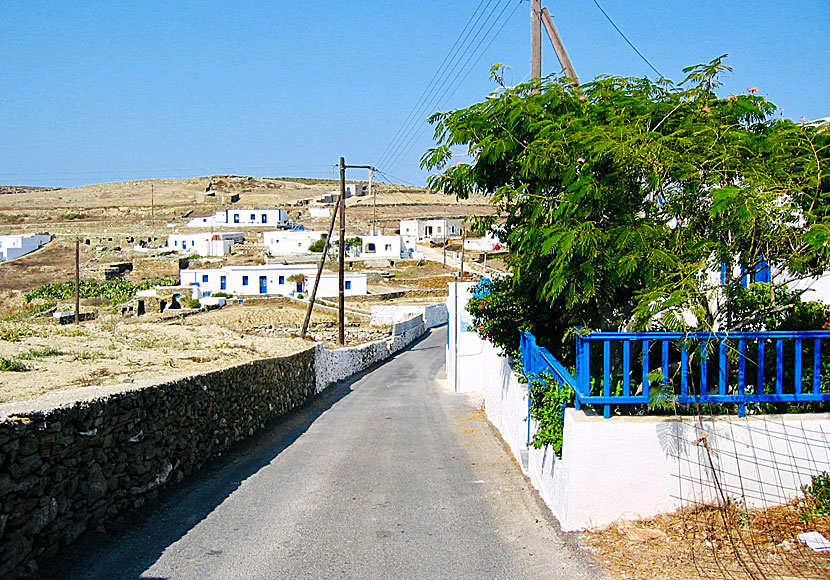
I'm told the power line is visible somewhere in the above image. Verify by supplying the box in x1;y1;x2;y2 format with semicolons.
375;0;518;172
590;0;664;78
382;0;522;173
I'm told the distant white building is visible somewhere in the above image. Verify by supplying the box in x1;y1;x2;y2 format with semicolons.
463;232;503;252
180;264;368;298
167;232;244;257
264;230;327;255
400;218;462;247
356;234;409;259
0;233;52;262
186;208;287;228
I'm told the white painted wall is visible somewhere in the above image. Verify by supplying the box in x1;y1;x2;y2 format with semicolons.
264;230;327;255
400;218;461;242
0;233;51;262
180;264;367;298
167;232;243;257
186;209;287;228
370;303;447;329
358;235;408;259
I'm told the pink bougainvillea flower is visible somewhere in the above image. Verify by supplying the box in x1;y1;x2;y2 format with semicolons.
727;94;736;100
702;105;711;113
577;157;585;163
454;161;462;168
747;86;758;93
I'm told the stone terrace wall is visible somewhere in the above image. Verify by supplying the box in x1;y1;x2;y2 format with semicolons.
0;349;316;579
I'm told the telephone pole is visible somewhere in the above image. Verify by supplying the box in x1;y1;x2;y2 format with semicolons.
338;157;346;346
531;0;542;87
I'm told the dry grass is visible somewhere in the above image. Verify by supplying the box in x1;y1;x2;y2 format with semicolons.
582;502;830;580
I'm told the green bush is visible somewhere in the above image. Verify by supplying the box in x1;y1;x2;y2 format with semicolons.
212;292;232;298
800;471;830;519
527;370;575;453
187;298;201;309
24;277;178;305
308;239;326;253
0;357;29;372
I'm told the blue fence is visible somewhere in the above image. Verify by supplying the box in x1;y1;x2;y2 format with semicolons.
521;330;830;420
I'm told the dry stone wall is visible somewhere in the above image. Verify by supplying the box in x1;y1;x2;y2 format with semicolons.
0;349;316;579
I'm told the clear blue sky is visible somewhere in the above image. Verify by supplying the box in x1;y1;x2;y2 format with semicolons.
1;0;828;188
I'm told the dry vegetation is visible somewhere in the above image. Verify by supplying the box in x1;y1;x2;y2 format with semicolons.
582;502;830;579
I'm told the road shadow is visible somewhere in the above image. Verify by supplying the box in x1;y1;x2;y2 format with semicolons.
38;328;442;580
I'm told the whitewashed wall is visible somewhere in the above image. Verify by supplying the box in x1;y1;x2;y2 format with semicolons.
370;303;447;329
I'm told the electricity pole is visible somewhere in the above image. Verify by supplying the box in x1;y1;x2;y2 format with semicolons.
531;0;542;87
74;239;80;324
541;7;579;84
338;158;346;346
369;167;376;235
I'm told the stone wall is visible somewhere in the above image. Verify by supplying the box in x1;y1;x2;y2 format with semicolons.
370;303;447;329
0;315;428;579
0;350;316;578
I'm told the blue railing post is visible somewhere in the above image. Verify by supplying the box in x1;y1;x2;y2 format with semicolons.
603;340;611;419
738;339;746;418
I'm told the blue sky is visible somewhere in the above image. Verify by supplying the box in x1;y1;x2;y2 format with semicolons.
1;0;828;188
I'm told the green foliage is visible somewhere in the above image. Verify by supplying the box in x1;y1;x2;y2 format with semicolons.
423;56;830;335
527;371;575;453
24;277;178;305
0;357;29;372
62;212;87;220
2;302;56;321
212;292;231;298
800;471;830;519
186;298;201;309
308;239;326;252
728;282;828;331
0;324;27;342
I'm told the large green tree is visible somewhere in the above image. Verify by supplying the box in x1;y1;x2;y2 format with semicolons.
423;58;830;351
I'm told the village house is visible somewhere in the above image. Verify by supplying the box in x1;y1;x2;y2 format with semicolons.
263;230;327;255
179;264;368;298
0;232;52;262
400;218;461;247
186;208;288;228
166;232;245;257
356;234;410;260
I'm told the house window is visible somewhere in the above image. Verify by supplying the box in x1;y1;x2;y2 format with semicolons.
345;281;352;290
437;226;442;233
233;214;240;223
366;243;376;253
262;214;267;223
279;276;285;284
243;275;249;286
202;275;208;283
250;213;256;221
385;244;392;251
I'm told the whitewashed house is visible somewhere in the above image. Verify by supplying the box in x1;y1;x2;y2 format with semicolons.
463;232;503;252
264;230;327;255
356;234;409;259
180;264;368;298
167;232;244;257
400;218;461;247
0;233;52;262
186;208;287;228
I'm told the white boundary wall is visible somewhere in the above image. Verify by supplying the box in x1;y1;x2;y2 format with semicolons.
314;314;426;392
472;341;830;531
370;303;447;329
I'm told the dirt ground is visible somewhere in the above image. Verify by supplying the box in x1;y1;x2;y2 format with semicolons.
582;502;830;580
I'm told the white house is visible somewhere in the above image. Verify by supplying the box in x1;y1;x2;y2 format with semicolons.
264;230;327;255
400;218;462;247
186;208;287;228
356;234;409;259
463;232;503;252
167;232;244;257
180;264;368;298
0;233;52;262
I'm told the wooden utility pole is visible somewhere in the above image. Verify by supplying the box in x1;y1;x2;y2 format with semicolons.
541;7;579;84
74;239;80;324
338;157;346;346
460;228;466;280
531;0;542;87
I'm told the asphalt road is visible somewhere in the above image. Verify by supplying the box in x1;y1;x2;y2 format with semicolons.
43;327;605;580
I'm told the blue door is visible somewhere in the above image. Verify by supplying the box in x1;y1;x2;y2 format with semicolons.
220;276;226;290
259;276;267;294
297;282;304;293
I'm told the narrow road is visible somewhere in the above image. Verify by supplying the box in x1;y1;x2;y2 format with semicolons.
43;327;604;580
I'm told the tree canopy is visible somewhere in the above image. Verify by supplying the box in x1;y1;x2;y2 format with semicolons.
422;57;830;351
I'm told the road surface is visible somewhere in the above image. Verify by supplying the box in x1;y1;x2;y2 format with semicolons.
42;327;605;580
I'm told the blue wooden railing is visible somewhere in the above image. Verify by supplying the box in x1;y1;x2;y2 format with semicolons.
521;330;830;420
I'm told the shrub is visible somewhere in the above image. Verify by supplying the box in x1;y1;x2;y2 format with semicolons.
187;298;201;309
800;471;830;519
212;292;232;298
0;357;29;372
527;370;575;453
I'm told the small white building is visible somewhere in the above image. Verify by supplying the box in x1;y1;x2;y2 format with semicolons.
400;218;462;247
0;233;52;262
167;232;244;257
264;230;327;255
180;264;368;298
356;235;409;259
463;232;503;252
186;208;287;228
